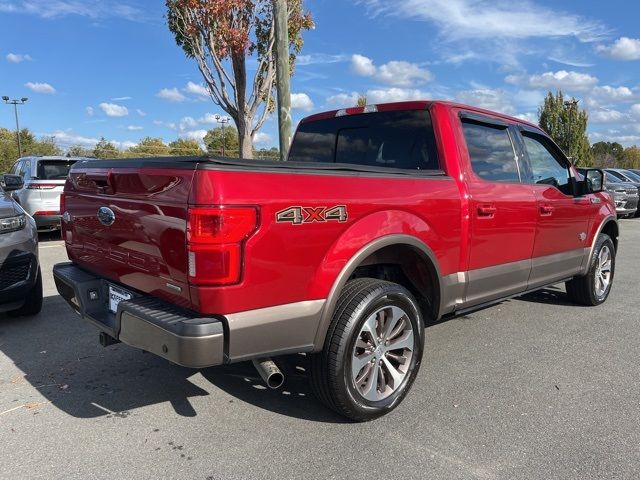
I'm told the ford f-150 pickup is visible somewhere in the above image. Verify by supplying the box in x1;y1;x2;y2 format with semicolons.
54;101;618;421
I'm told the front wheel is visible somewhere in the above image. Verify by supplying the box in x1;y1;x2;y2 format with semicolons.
566;234;615;306
310;278;425;421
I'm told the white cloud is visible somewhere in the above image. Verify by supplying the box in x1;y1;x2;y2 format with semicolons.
198;113;219;124
179;116;198;130
505;70;598;92
184;81;209;99
254;132;272;144
591;85;635;102
291;93;314;111
596;37;640;61
327;92;360;107
111;96;132;101
179;129;208;143
631;104;640;119
350;54;432;87
157;88;186;103
351;54;376;76
359;0;605;42
127;125;144;131
25;82;56;94
515;112;538;124
297;53;348;66
456;88;515;114
86;106;94;116
328;88;429;107
590;108;626;124
99;102;129;117
49;130;99;148
366;88;430;103
136;109;147;117
0;0;145;21
6;53;32;63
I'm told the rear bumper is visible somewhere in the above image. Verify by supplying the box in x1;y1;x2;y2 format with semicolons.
53;262;224;368
33;213;61;230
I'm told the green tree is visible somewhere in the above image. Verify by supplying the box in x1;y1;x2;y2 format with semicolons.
538;91;594;167
66;145;95;157
204;127;240;156
168;138;204;156
93;137;120;159
166;0;314;158
356;94;368;107
0;128;62;172
591;141;624;168
621;146;640;169
125;137;171;157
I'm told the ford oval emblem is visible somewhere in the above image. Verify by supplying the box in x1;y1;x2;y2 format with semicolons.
97;207;116;226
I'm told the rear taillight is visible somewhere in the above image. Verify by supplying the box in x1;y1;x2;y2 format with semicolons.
26;183;57;189
187;207;258;286
60;192;65;214
33;210;60;216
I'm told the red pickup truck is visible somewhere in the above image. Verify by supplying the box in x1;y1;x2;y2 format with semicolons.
54;101;617;421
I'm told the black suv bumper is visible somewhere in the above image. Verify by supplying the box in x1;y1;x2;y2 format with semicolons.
53;263;225;368
0;251;38;312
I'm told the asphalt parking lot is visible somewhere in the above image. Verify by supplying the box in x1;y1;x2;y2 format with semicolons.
1;222;639;480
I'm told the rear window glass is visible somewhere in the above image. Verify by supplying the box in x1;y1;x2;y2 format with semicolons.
288;110;439;171
37;160;76;180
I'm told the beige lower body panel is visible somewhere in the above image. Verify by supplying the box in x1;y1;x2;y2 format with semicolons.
225;300;326;362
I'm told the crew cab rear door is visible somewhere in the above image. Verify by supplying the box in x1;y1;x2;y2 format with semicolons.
459;114;538;306
515;128;592;288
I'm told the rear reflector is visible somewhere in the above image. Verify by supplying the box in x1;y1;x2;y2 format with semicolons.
187;207;258;285
33;211;60;216
26;183;58;189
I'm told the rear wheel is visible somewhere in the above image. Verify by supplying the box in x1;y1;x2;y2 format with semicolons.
310;278;424;421
9;267;43;317
566;234;615;306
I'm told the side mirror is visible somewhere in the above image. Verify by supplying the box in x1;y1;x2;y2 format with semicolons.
580;169;604;194
1;174;24;192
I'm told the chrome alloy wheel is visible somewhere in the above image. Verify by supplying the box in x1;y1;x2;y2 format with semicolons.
594;245;613;298
351;306;415;402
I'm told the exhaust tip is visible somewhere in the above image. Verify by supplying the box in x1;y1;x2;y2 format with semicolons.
252;358;285;390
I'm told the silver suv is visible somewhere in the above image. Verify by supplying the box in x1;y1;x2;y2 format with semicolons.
0;174;42;316
9;156;85;231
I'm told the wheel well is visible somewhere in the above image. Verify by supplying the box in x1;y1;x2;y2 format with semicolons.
601;220;619;251
349;244;440;322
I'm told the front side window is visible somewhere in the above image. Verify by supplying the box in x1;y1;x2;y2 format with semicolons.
462;121;520;183
522;134;571;195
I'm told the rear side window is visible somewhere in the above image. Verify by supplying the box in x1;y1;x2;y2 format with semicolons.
462;121;520;183
288;110;439;171
37;160;76;180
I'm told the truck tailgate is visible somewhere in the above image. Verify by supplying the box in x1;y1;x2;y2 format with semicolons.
63;164;196;308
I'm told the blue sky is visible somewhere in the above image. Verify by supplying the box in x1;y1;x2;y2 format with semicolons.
1;0;639;152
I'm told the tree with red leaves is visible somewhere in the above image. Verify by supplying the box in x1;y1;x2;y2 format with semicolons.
166;0;314;158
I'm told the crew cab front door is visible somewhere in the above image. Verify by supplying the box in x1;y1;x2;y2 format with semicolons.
517;129;591;289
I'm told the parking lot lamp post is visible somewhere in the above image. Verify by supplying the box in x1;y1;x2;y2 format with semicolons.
214;114;231;156
2;96;28;158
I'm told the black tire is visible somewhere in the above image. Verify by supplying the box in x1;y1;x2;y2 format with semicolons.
566;234;615;306
310;278;425;421
9;266;43;317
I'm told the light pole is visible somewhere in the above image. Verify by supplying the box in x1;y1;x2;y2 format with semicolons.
214;114;231;156
2;96;28;158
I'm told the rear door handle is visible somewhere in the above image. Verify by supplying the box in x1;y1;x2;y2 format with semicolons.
540;205;554;216
477;205;497;217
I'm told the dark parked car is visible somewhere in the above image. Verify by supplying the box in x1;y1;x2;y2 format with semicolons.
0;174;42;316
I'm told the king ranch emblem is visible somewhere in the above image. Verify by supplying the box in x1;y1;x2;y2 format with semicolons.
276;205;348;225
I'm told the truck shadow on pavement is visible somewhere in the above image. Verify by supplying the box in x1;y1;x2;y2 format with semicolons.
0;295;345;423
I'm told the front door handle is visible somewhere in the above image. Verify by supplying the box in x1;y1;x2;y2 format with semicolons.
540;205;554;216
477;205;497;217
